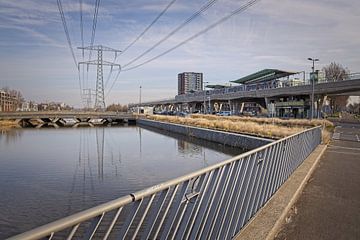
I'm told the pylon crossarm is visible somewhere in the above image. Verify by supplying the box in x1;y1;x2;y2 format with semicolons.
79;60;121;68
77;45;122;52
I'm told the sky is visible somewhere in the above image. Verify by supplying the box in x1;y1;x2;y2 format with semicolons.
0;0;359;107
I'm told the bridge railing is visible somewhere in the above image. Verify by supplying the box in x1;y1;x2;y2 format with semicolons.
8;126;322;240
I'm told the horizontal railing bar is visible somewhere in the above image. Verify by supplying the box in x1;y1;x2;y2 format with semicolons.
7;196;133;240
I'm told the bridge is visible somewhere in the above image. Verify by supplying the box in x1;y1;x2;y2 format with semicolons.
132;72;360;118
0;111;136;128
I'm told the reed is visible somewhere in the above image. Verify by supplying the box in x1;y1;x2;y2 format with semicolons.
0;120;19;130
147;115;304;139
190;114;334;129
147;115;331;143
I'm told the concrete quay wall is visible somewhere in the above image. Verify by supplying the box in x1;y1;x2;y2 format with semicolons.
137;119;273;149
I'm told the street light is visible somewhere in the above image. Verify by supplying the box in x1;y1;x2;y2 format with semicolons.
203;81;209;114
308;58;319;119
138;85;142;114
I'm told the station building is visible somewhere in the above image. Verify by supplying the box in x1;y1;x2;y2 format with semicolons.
230;69;310;118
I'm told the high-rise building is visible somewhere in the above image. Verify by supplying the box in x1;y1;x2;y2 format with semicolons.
178;72;203;95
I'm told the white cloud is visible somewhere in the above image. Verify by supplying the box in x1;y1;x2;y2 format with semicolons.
0;0;359;106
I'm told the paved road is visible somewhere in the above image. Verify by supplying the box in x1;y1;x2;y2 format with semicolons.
274;123;360;240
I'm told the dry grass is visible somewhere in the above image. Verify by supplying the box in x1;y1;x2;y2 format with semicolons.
190;114;334;129
147;115;304;139
147;114;332;143
0;120;19;130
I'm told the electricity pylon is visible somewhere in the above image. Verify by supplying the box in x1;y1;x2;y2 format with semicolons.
82;88;96;109
78;45;121;110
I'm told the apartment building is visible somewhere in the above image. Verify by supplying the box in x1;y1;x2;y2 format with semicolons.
178;72;203;95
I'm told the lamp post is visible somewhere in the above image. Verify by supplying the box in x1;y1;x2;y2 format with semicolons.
308;58;319;119
208;96;211;114
138;85;142;114
203;81;209;114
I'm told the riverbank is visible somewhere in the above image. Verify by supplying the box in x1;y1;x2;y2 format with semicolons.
146;115;332;143
0;120;18;131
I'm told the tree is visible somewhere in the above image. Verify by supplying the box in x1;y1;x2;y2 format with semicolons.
322;62;350;81
323;62;350;112
348;102;360;114
106;103;128;112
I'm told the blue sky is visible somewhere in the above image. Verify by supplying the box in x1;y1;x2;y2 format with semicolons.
0;0;359;107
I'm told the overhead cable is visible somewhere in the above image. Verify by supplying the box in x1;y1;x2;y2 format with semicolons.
88;0;101;61
121;0;179;55
79;0;86;92
56;0;78;69
56;0;82;99
105;68;122;98
122;0;260;72
122;0;219;68
105;0;178;95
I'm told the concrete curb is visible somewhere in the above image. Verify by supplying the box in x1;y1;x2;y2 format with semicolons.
138;119;273;149
265;144;327;240
234;144;327;240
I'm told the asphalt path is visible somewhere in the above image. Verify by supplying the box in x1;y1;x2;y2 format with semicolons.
274;123;360;240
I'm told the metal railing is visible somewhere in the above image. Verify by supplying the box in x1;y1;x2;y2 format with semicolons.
8;126;322;240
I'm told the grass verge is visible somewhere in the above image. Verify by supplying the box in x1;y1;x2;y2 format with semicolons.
146;115;332;143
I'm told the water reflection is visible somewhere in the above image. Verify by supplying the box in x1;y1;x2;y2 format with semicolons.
0;126;245;238
0;128;23;145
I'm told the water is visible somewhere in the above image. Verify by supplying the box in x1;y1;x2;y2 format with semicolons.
0;126;245;238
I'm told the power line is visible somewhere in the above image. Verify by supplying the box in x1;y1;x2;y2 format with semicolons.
79;0;84;59
104;0;178;95
79;0;86;95
105;68;121;98
122;0;260;72
90;0;101;52
56;0;78;69
85;0;101;103
87;0;101;62
122;0;219;68
104;0;178;97
56;0;82;100
121;0;178;55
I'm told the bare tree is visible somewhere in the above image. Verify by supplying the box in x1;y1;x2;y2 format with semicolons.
323;62;350;81
323;62;351;113
106;103;128;112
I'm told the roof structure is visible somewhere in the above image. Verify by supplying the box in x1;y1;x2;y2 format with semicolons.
206;84;228;89
231;69;298;84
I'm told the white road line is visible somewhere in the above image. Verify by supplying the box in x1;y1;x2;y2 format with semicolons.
326;150;360;156
356;134;360;142
328;145;360;151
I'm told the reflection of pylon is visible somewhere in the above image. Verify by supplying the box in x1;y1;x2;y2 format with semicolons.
67;128;95;214
96;127;105;180
78;45;121;110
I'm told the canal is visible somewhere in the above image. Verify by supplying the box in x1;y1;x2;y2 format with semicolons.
0;126;246;238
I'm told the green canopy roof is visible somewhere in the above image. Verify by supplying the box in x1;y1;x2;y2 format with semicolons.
231;69;298;84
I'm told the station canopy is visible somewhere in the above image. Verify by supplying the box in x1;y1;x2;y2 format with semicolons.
230;69;298;84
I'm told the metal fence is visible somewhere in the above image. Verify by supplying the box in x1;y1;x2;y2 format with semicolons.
8;126;322;240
